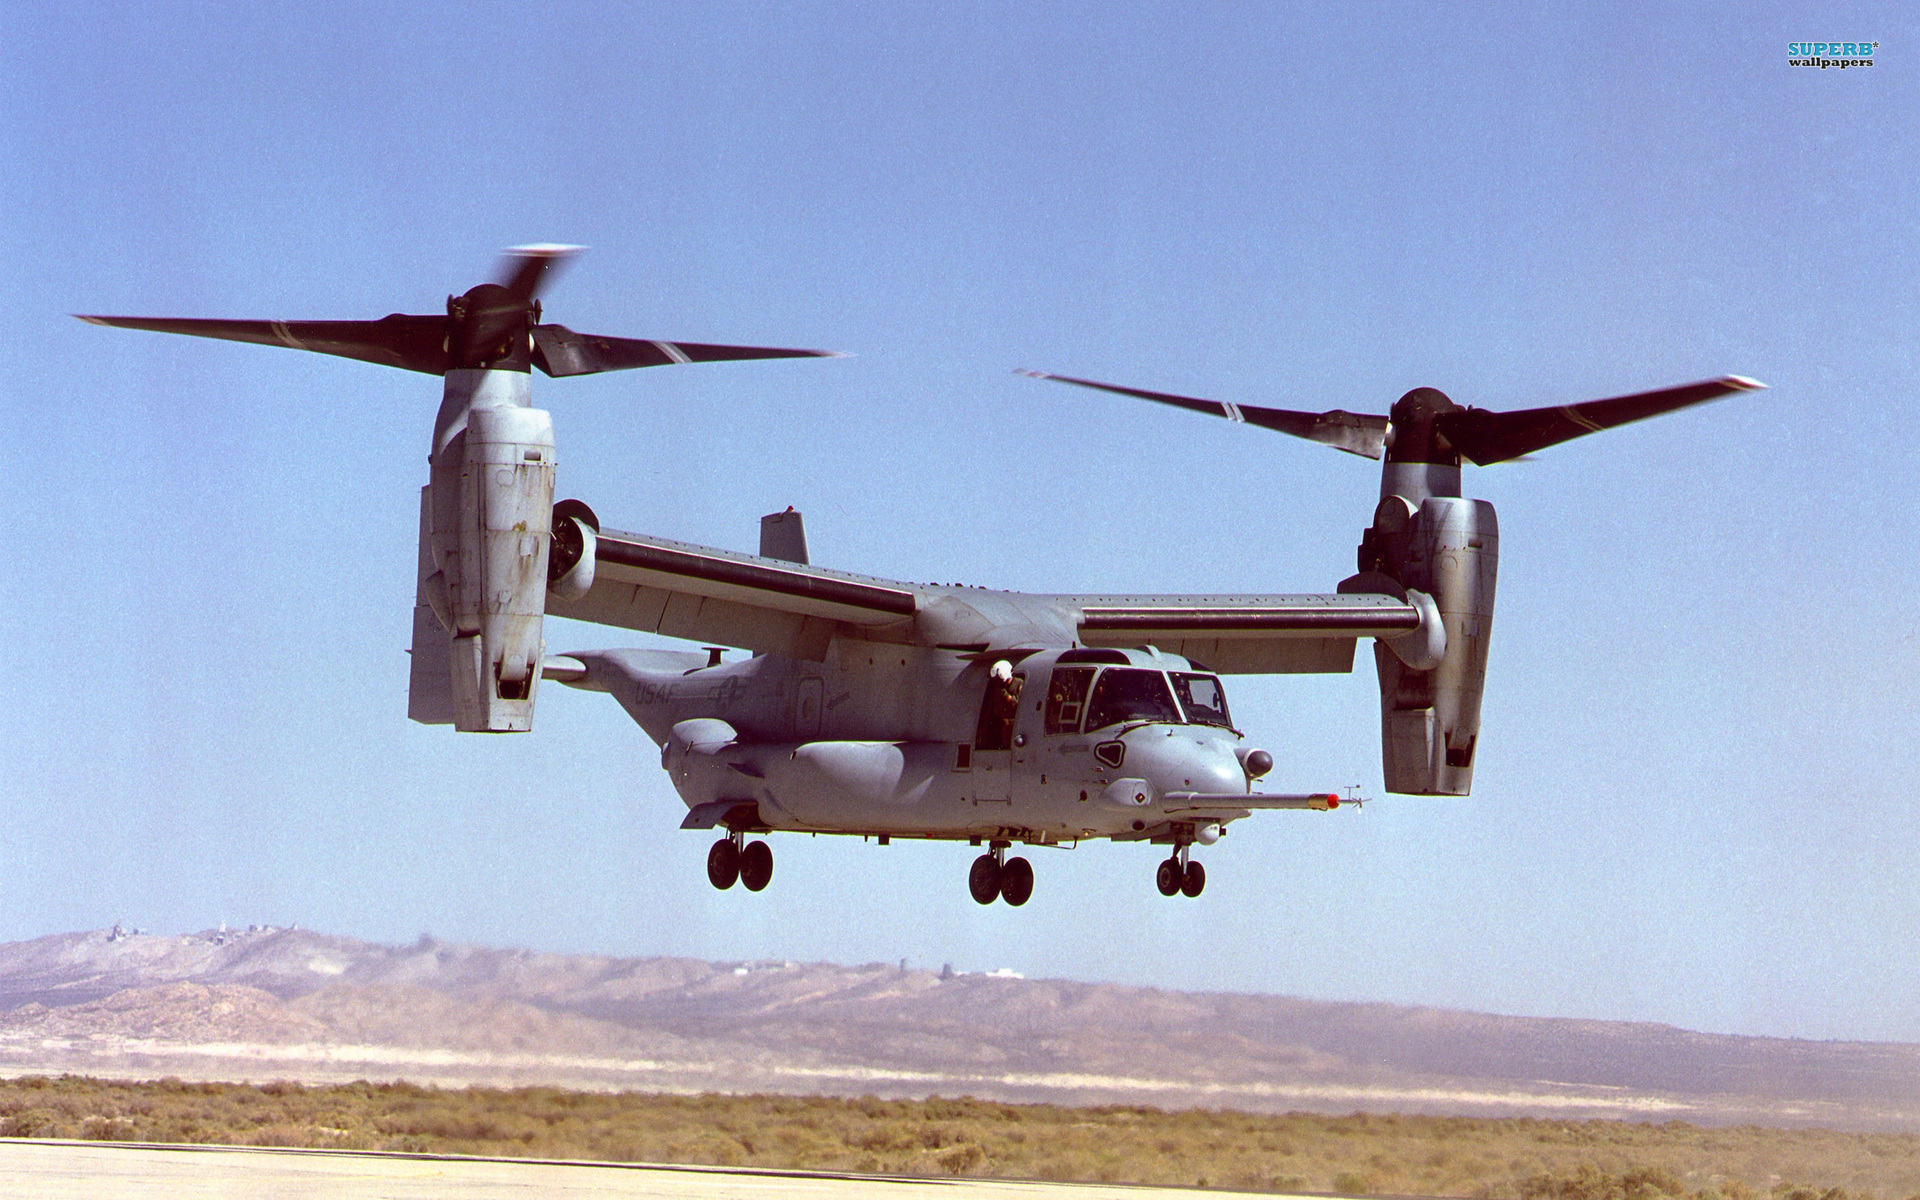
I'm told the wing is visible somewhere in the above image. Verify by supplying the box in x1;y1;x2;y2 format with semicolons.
548;527;923;659
551;527;1420;672
1057;592;1421;673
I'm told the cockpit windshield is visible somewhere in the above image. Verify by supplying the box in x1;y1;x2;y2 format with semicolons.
1082;668;1183;731
1171;672;1234;730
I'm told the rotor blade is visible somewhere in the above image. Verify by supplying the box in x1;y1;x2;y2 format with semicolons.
1243;407;1387;459
532;325;839;377
1018;370;1387;459
494;244;582;304
1436;375;1766;466
75;313;451;374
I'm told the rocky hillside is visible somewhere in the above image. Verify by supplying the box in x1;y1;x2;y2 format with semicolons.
0;928;1913;1131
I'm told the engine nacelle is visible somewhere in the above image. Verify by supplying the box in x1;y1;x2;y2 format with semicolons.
409;369;556;733
449;403;556;729
1359;492;1499;795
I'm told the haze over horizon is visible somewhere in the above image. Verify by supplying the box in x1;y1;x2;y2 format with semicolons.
1;3;1913;1044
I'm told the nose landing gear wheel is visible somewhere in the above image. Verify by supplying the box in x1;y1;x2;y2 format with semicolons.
999;856;1034;907
1155;857;1182;896
739;840;774;892
968;854;1002;905
1181;860;1206;898
707;839;740;890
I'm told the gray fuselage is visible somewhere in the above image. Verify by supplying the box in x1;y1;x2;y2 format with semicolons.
566;642;1252;845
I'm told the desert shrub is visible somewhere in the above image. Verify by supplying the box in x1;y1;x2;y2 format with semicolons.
1523;1164;1691;1200
4;1108;62;1137
79;1114;135;1140
0;1078;1911;1197
664;1130;749;1166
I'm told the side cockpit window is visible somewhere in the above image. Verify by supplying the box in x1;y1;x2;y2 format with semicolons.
1083;668;1182;731
1171;672;1234;730
1045;666;1096;734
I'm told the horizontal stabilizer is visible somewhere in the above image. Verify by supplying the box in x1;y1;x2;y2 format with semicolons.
545;648;714;691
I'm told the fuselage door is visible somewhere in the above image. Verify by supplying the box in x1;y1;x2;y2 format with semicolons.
971;669;1025;804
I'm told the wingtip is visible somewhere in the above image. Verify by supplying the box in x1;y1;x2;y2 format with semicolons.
1014;368;1053;380
1723;375;1768;391
74;315;108;325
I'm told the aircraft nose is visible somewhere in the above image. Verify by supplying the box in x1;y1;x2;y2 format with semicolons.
1126;728;1245;796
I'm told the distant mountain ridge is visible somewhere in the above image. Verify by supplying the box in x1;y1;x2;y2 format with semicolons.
0;928;1912;1132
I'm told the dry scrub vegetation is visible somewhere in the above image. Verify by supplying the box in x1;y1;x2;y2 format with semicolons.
0;1076;1915;1197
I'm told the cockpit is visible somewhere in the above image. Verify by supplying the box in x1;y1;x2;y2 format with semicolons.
1043;656;1235;735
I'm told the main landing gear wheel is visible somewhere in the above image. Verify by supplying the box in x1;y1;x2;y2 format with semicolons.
1155;857;1182;896
1181;860;1206;898
707;839;740;890
999;856;1034;907
739;840;774;892
969;854;1001;905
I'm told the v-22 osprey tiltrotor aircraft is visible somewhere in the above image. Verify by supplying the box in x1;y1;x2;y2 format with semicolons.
83;247;1763;905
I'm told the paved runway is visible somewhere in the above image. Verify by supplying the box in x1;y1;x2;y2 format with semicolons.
0;1140;1280;1198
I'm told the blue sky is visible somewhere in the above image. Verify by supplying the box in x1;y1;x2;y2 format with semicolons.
1;2;1914;1042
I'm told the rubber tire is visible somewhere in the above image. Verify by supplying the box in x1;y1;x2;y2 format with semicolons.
968;854;1002;905
707;839;740;890
739;840;774;892
999;856;1034;907
1155;857;1182;896
1181;860;1206;898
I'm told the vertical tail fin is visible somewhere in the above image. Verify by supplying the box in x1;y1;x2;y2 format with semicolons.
760;507;809;564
